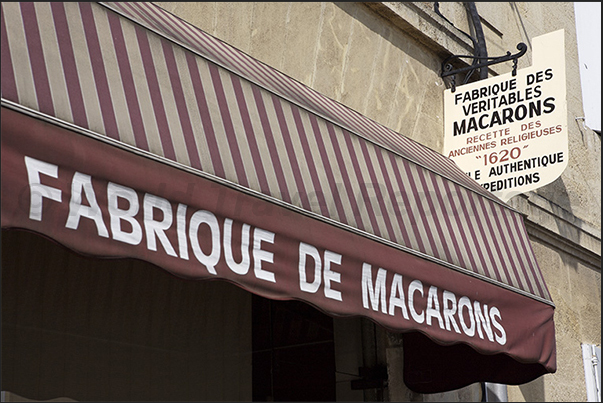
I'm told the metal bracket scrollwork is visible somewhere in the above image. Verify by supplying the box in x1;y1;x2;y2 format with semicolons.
441;43;528;92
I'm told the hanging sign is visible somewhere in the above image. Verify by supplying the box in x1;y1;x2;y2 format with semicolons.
443;30;567;202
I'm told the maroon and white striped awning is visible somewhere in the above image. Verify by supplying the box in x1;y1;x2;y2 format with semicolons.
1;2;556;393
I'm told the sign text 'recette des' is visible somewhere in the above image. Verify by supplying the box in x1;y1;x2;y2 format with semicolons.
443;30;568;202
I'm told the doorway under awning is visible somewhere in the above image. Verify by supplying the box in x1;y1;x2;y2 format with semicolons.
1;2;555;393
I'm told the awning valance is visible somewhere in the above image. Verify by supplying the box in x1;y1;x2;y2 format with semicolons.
1;2;555;393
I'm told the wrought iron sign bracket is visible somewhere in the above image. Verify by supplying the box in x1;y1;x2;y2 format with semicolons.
441;43;528;92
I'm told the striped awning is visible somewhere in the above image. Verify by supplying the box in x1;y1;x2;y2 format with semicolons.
1;2;556;393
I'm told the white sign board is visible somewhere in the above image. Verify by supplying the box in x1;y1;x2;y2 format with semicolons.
443;30;568;202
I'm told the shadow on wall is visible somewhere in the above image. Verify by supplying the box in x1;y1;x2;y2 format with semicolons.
334;2;439;73
518;376;545;402
538;177;575;241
